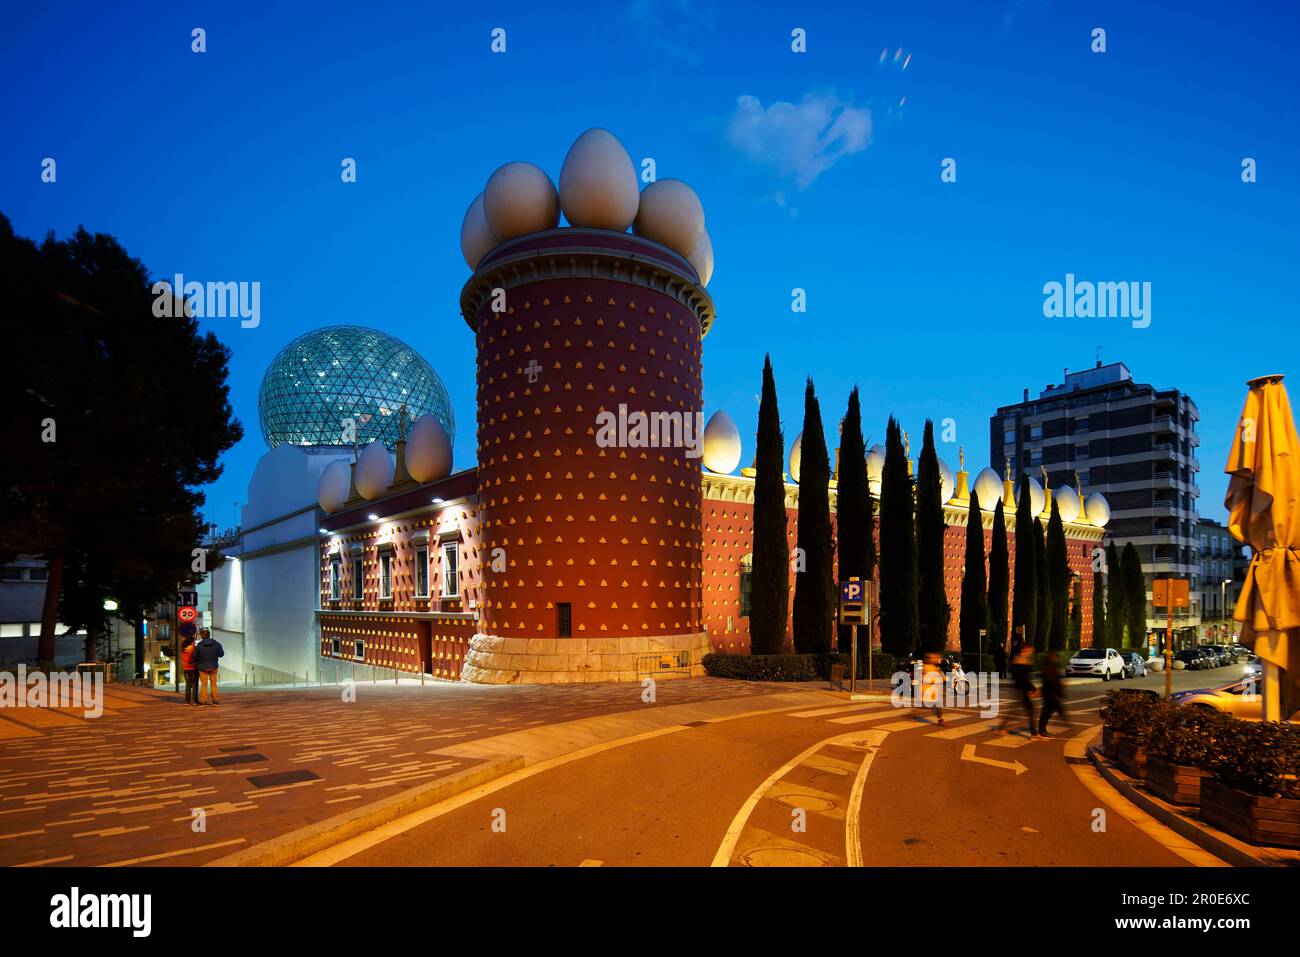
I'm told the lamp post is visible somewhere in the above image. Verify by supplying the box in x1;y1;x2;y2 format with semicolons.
1221;578;1231;637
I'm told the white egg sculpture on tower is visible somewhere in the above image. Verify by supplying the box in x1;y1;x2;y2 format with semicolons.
460;192;498;270
1054;484;1081;524
1085;492;1111;528
1016;475;1045;519
687;229;713;286
483;161;559;241
405;414;453;484
937;458;955;504
558;128;640;230
317;460;351;514
789;432;803;483
973;467;1003;512
701;411;741;474
633;178;705;260
866;444;886;495
356;441;395;501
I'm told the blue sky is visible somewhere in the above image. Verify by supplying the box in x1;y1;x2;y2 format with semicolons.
3;0;1296;531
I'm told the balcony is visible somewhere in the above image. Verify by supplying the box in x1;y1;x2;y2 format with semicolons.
1152;500;1176;515
1153;470;1177;487
1153;414;1176;431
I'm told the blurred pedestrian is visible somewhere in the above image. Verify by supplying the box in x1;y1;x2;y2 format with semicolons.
996;639;1037;736
1038;650;1066;738
920;651;946;726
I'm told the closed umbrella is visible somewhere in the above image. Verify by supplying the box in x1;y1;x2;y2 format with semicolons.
1224;374;1300;721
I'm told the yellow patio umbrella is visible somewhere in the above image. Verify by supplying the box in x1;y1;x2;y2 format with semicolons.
1224;374;1300;721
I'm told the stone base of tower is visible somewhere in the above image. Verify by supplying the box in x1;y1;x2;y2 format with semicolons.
461;632;711;684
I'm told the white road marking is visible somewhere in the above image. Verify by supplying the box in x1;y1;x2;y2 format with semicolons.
960;744;1028;775
926;718;1001;739
578;859;603;867
788;703;892;719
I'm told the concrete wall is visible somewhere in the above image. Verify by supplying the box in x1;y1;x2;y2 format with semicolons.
242;543;320;678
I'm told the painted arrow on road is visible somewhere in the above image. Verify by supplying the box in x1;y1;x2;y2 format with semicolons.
961;744;1028;776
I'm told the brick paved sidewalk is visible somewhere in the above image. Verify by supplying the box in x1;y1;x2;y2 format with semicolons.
0;677;792;867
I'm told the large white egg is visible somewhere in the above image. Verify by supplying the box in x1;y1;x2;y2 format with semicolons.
1054;484;1080;524
558;128;639;230
317;461;350;513
483;161;559;241
973;467;1003;512
406;414;453;484
789;432;803;483
633;179;705;259
686;229;713;286
1086;492;1111;528
1016;475;1045;518
701;410;741;474
866;444;886;496
937;457;955;505
356;441;394;501
460;192;498;270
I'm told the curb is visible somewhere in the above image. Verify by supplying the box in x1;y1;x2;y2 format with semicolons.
205;754;524;867
1086;747;1271;868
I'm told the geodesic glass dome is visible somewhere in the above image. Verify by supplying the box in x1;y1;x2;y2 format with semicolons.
257;325;455;450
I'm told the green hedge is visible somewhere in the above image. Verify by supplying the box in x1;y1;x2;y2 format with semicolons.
702;651;898;683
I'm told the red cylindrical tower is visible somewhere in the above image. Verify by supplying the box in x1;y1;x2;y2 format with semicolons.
460;229;715;683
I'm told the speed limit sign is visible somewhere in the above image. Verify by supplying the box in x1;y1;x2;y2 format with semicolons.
178;606;198;623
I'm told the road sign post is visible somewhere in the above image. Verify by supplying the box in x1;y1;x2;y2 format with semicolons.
1153;578;1190;701
839;578;868;694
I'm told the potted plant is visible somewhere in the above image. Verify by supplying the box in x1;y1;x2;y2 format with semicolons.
1200;720;1300;848
1099;689;1162;774
1145;706;1220;805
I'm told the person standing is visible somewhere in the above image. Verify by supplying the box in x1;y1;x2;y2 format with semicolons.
997;639;1037;736
193;628;225;706
1037;650;1066;738
179;634;199;705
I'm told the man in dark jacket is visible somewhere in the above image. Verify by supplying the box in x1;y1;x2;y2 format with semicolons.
193;628;225;705
1037;650;1066;737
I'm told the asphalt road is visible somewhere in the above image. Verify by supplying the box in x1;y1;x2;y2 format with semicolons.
309;664;1250;867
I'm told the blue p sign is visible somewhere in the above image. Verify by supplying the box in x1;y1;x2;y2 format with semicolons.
841;580;863;602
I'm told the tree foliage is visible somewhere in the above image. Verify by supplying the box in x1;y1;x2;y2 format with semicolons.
959;490;988;670
835;387;873;655
1011;475;1037;648
987;498;1010;659
792;379;834;653
878;417;917;657
749;355;789;654
915;421;950;654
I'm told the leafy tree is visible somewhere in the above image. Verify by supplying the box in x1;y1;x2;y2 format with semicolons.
1010;475;1037;649
1046;498;1069;651
0;214;241;668
1033;518;1051;652
959;490;988;670
878;417;917;657
1070;580;1083;649
1106;541;1125;646
987;498;1010;663
1092;565;1107;649
835;387;873;656
749;355;789;654
792;379;834;653
915;421;950;654
1121;542;1147;651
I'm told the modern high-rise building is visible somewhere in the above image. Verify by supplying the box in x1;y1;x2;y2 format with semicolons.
990;361;1201;644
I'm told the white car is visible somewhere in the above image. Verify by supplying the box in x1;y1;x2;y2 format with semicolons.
1066;647;1125;681
1171;679;1265;721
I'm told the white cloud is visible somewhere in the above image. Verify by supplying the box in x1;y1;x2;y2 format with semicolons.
726;93;872;188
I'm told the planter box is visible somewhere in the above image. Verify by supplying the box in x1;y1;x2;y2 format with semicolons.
1199;779;1300;848
1115;737;1147;779
1146;755;1210;806
1102;727;1125;759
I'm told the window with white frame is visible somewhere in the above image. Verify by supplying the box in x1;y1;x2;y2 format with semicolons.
441;541;459;598
415;545;429;598
352;556;363;599
329;558;341;600
379;552;392;599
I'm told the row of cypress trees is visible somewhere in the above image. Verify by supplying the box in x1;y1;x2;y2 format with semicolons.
747;356;1144;658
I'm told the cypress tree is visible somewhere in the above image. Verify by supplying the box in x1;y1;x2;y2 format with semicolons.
1033;518;1051;653
1046;498;1069;651
959;490;988;671
1121;542;1147;651
1010;475;1037;649
1092;566;1107;649
792;379;834;653
987;498;1010;663
1070;580;1083;649
915;421;951;654
878;417;917;657
749;355;789;655
835;387;872;655
1106;541;1124;646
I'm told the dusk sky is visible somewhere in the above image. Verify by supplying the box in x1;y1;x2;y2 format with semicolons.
3;0;1296;530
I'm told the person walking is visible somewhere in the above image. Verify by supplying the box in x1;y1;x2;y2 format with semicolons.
996;639;1037;736
1037;650;1067;738
991;640;1007;679
193;628;225;706
920;651;946;726
179;634;199;705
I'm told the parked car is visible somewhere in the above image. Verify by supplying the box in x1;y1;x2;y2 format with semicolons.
1066;647;1125;680
1120;652;1148;679
1173;648;1206;670
1171;679;1264;720
1205;645;1232;667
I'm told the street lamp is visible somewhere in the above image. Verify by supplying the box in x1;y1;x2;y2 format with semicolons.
1221;578;1231;634
102;598;119;612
